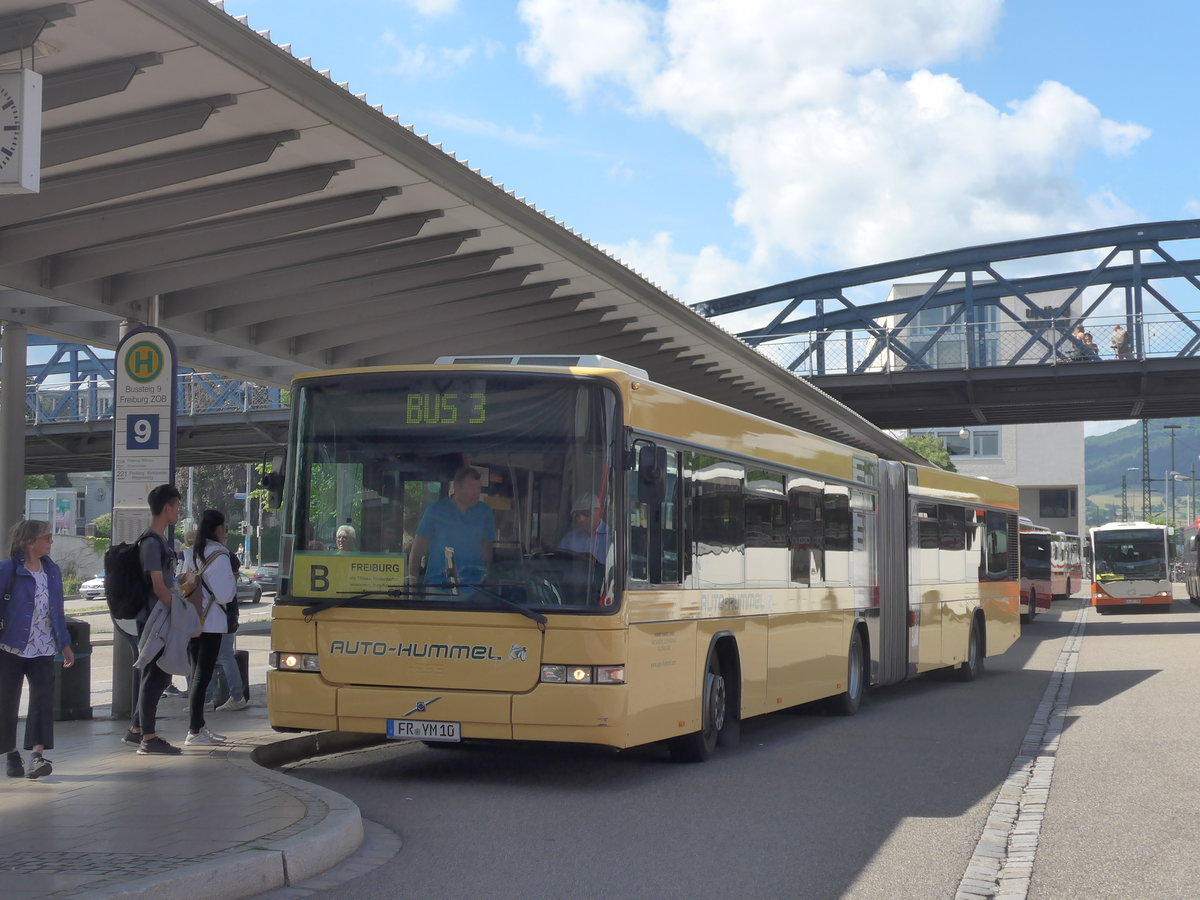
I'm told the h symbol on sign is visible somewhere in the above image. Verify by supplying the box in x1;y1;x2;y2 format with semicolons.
130;345;158;379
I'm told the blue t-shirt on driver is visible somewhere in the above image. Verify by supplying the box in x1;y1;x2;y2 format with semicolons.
415;497;495;584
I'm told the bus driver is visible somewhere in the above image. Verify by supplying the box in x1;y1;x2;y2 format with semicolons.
408;466;494;590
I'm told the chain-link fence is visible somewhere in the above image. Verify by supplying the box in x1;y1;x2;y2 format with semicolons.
753;312;1200;376
24;373;288;425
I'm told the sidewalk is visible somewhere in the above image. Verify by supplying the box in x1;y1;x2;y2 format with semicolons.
0;611;383;899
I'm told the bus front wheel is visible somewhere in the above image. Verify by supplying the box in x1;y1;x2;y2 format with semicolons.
669;653;726;762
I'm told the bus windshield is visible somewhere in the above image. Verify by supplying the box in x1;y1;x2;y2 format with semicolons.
1093;529;1167;581
286;372;619;611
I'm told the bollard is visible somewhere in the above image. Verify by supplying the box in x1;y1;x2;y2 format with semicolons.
54;617;93;721
111;622;137;720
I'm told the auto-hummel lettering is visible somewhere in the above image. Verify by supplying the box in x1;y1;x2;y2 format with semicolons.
328;639;504;660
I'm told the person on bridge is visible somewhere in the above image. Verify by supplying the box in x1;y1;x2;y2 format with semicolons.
0;519;74;780
408;465;494;591
1111;324;1133;360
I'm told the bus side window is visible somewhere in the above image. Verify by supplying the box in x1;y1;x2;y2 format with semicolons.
938;504;966;582
629;444;682;585
788;477;824;586
628;453;649;582
689;453;745;587
746;469;787;585
659;452;682;583
824;487;851;584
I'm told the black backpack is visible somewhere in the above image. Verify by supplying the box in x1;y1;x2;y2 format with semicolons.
104;533;160;620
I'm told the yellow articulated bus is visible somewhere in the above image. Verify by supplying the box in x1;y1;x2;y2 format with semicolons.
265;356;1020;761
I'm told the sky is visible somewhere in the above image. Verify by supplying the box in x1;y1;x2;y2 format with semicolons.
211;1;1200;436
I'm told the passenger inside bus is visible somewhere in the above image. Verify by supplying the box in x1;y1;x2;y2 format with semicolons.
408;465;495;588
334;524;356;552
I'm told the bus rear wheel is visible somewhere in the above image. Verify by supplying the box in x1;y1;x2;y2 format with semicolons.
828;629;866;716
955;619;984;682
669;653;726;762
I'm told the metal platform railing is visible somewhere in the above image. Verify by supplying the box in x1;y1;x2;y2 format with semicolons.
24;373;287;425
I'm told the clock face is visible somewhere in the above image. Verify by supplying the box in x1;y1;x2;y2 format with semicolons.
0;85;20;170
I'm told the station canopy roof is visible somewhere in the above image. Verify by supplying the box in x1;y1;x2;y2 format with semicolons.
0;0;922;463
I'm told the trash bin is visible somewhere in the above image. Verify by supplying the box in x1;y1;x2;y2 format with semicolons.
54;617;93;721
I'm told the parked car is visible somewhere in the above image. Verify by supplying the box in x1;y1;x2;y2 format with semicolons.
80;573;106;601
248;563;280;594
235;571;263;604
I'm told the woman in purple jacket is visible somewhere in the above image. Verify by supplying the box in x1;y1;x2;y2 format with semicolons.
0;520;74;779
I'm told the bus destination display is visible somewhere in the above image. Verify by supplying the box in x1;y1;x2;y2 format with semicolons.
404;391;487;426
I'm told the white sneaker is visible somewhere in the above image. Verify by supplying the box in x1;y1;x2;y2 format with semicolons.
184;728;224;746
201;725;227;741
203;701;217;712
217;697;249;712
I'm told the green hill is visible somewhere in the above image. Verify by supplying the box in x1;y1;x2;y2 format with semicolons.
1086;419;1200;525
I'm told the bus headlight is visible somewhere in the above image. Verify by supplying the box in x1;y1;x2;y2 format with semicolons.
539;664;624;685
269;652;321;672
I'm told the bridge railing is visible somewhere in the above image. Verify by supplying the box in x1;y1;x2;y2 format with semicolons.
25;373;289;425
754;312;1200;377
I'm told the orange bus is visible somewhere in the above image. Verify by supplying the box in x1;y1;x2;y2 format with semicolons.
1050;532;1084;600
1090;521;1172;612
265;356;1020;761
1018;518;1052;623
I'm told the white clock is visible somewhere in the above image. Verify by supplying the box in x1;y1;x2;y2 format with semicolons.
0;69;41;194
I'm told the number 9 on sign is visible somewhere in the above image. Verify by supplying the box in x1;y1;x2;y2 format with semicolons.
126;414;160;450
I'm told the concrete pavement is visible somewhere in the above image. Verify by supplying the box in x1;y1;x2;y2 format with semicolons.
0;601;385;899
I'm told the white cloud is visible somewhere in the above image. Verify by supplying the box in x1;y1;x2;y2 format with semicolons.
517;0;661;102
600;232;760;306
380;31;478;79
403;0;459;16
517;0;1152;272
426;112;557;149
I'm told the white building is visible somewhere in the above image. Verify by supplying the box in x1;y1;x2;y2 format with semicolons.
907;422;1085;536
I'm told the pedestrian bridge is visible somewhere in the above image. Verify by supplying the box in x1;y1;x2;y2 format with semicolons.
694;220;1200;427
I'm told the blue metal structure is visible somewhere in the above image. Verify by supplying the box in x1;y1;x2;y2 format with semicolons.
23;340;286;424
695;220;1200;373
17;341;290;474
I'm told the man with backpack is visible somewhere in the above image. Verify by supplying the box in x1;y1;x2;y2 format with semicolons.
120;484;184;755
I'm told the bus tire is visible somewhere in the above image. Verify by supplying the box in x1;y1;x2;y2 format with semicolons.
669;651;727;763
1021;589;1038;625
828;629;866;716
955;618;984;682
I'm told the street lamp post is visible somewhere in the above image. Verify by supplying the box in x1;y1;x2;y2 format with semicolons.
1164;424;1181;529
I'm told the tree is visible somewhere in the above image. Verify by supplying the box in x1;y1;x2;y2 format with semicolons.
24;474;51;490
86;512;112;556
900;435;957;472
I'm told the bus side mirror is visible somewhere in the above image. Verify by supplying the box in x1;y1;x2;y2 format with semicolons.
262;453;285;510
638;445;667;505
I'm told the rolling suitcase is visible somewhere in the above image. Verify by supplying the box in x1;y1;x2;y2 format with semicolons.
211;649;250;706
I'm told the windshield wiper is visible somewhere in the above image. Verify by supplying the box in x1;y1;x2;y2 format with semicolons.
455;581;548;626
302;585;434;617
302;582;548;626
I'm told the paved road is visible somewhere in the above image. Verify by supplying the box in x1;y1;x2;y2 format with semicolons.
265;591;1200;899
